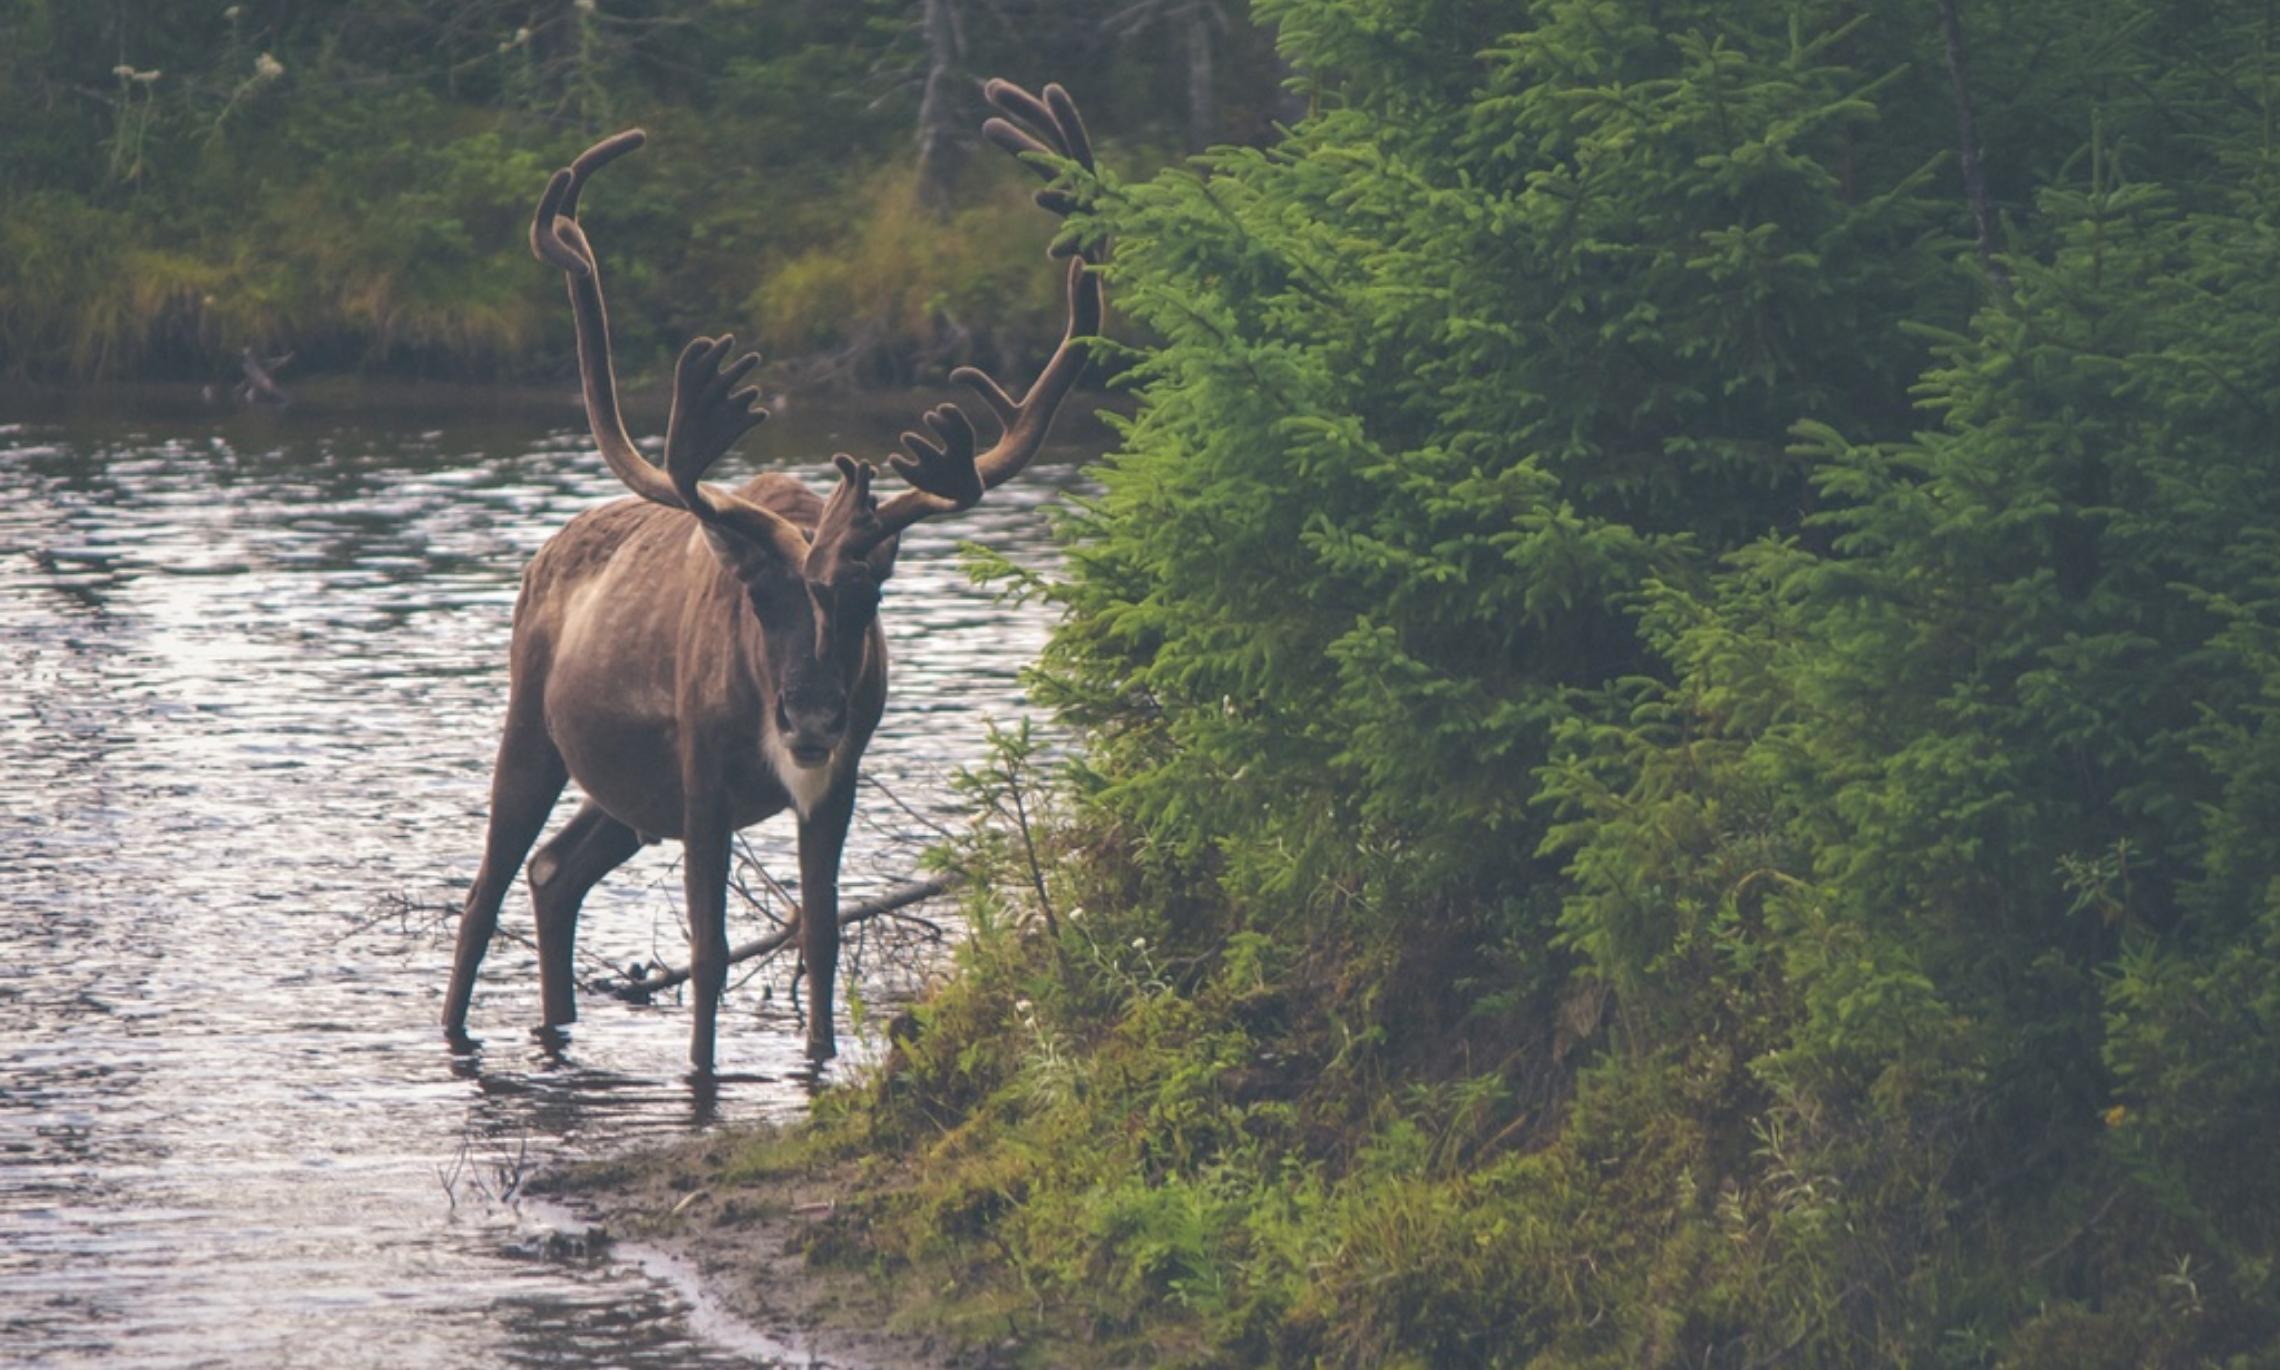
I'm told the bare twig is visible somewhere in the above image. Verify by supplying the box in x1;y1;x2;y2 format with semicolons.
2025;1186;2125;1271
589;877;957;1002
1005;777;1058;936
437;1134;471;1210
859;770;961;844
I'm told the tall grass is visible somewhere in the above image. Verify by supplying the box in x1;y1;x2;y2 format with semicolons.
752;163;1065;385
1;112;1078;384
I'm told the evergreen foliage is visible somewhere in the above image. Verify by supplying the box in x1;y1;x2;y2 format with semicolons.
744;1;2280;1365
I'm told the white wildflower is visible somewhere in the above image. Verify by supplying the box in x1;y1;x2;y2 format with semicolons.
574;0;597;11
513;25;531;44
1130;936;1147;951
112;64;136;78
223;4;241;19
1014;998;1033;1016
133;69;162;84
254;51;283;80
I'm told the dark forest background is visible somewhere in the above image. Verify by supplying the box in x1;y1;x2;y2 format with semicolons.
0;0;1279;386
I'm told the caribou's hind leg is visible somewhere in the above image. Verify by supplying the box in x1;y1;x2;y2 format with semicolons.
444;691;567;1034
528;800;643;1026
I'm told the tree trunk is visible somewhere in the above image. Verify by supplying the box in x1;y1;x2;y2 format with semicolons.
915;0;961;213
527;0;575;100
1934;0;2010;291
1184;3;1216;153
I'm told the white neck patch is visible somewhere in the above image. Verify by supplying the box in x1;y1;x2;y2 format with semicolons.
762;727;836;818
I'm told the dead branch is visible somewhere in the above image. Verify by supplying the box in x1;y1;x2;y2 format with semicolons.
589;876;956;1003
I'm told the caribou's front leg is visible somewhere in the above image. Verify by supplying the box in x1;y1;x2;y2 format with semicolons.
797;781;857;1060
681;787;735;1074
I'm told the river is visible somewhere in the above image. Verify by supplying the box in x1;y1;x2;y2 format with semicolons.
0;384;1090;1367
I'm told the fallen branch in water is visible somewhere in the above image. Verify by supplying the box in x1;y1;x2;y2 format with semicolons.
588;876;957;1003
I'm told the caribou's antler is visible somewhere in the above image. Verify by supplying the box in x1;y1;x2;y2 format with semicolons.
663;335;767;506
533;131;808;568
813;80;1107;568
982;79;1097;231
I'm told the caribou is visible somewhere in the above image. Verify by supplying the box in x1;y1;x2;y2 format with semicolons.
441;80;1103;1069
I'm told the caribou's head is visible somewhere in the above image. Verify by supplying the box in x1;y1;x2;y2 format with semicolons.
687;451;903;769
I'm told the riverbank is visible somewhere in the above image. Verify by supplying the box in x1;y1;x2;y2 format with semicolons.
0;379;1126;484
540;1109;1209;1370
534;1134;983;1370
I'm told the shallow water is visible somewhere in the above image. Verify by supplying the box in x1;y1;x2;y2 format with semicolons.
0;386;1090;1367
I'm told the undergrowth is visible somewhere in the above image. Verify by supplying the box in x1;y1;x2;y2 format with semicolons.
720;2;2280;1365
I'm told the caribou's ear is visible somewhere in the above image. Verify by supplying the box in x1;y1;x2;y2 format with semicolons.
864;531;900;582
699;505;811;587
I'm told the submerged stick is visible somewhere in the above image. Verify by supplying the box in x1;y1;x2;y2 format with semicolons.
591;877;956;1003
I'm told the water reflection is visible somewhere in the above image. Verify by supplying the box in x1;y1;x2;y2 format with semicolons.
0;386;1092;1366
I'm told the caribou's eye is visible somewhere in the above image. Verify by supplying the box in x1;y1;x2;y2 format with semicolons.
813;573;879;617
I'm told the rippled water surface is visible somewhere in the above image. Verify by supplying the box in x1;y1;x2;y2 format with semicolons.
0;386;1092;1367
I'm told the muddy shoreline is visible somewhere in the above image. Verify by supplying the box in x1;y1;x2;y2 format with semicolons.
532;1133;993;1370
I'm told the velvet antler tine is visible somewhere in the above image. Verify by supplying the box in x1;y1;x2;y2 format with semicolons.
531;169;587;275
982;116;1056;165
1068;255;1104;335
950;366;1020;425
1042;83;1095;170
927;406;983;502
898;429;944;464
984;78;1056;134
880;403;971;499
871;403;976;509
983;80;1093;253
664;336;723;503
560;128;646;217
701;341;760;405
571;128;647;173
833;453;875;503
929;403;975;445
